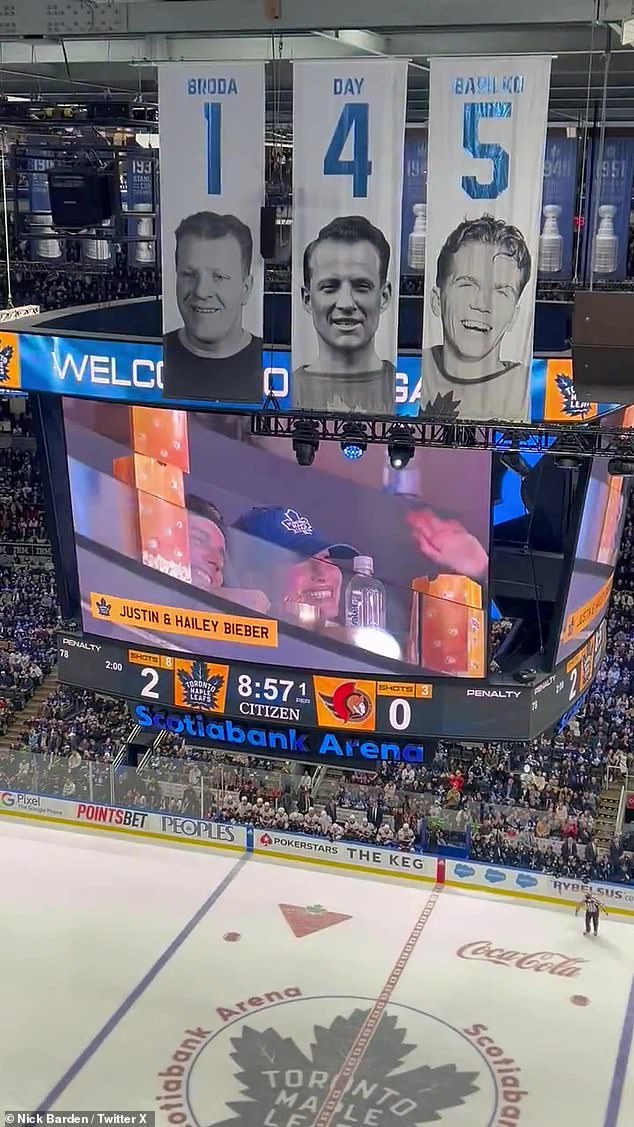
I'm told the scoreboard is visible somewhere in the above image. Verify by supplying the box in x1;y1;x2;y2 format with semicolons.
56;617;607;744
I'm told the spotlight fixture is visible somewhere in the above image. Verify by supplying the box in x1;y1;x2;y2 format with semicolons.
387;423;415;470
608;457;634;477
292;420;319;466
553;454;583;470
340;422;367;461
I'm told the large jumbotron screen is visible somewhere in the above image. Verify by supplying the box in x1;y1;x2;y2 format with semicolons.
62;399;492;679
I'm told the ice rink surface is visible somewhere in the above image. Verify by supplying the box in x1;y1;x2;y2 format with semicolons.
1;819;633;1127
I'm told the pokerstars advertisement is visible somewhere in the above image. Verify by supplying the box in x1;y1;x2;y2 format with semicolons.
62;400;491;678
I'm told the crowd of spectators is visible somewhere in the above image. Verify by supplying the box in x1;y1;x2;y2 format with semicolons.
0;374;633;887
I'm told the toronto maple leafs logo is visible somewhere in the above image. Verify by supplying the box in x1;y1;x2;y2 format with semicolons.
281;509;313;537
176;659;224;712
554;374;592;418
420;391;461;420
214;1009;480;1126
319;681;373;724
0;342;14;383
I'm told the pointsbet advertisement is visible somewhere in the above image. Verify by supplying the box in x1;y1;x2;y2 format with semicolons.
63;400;491;679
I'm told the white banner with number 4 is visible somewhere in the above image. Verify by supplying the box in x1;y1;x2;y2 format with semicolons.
291;60;407;415
422;56;551;424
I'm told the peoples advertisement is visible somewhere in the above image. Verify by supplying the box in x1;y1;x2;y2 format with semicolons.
556;408;633;663
63;400;491;678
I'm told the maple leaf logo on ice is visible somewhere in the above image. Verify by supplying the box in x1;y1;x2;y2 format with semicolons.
177;659;224;711
281;509;313;537
0;343;14;383
555;374;592;418
214;1008;480;1126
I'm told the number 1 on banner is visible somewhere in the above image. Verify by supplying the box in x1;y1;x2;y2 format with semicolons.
204;101;222;195
323;103;372;198
461;101;512;200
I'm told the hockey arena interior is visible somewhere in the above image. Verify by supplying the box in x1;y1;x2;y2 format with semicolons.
1;3;634;1125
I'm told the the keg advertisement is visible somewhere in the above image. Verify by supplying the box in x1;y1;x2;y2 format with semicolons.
291;60;407;415
158;62;266;407
422;56;551;423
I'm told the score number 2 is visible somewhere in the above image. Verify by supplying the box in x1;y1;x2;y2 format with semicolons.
462;101;512;200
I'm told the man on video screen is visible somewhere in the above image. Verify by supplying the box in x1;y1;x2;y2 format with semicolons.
163;211;263;405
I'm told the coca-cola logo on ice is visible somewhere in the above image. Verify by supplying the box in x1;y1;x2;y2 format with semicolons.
456;940;587;977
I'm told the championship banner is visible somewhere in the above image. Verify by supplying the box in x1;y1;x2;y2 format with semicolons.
422;57;551;423
26;146;61;263
585;137;634;281
291;60;407;414
539;135;577;280
400;129;427;276
126;151;155;270
158;62;265;407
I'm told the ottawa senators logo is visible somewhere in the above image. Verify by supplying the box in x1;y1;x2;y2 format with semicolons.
319;681;373;723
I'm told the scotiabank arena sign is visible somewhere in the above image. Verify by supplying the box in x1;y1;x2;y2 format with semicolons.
132;704;426;765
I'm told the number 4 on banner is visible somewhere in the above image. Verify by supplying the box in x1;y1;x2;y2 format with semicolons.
323;103;372;198
204;101;221;195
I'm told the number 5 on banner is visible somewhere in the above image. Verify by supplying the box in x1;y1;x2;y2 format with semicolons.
324;104;372;198
204;102;221;195
461;101;512;200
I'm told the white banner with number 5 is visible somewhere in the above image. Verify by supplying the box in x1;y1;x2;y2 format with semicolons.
421;56;551;424
158;63;265;406
291;60;407;415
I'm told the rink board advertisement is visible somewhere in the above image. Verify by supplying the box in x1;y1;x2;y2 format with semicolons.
291;59;407;414
422;56;551;423
158;62;266;407
2;791;633;916
62;398;492;681
7;329;615;424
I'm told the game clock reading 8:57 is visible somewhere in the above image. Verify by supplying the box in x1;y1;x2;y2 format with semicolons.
236;674;310;704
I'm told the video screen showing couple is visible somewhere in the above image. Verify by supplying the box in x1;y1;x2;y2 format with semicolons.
63;401;492;678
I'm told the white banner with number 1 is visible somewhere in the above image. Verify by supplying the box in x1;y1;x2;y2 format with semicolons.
159;63;265;405
291;60;407;415
422;56;551;424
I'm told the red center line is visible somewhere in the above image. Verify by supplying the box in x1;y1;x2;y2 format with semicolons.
313;884;444;1127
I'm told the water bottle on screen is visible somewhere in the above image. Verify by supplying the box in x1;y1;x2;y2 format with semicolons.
407;204;427;271
538;204;563;273
345;556;386;630
592;205;618;274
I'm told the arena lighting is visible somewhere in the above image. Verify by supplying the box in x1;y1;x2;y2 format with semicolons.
340;422;368;461
553;454;584;470
291;419;320;466
387;423;415;469
608;458;634;476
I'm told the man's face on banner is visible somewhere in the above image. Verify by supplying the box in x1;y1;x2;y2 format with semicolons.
188;511;226;591
432;241;523;364
176;233;252;349
282;551;343;623
302;239;391;356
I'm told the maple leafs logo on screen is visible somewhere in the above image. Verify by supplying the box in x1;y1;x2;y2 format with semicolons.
0;342;14;383
420;390;460;420
214;1008;480;1126
555;374;592;418
177;659;224;712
